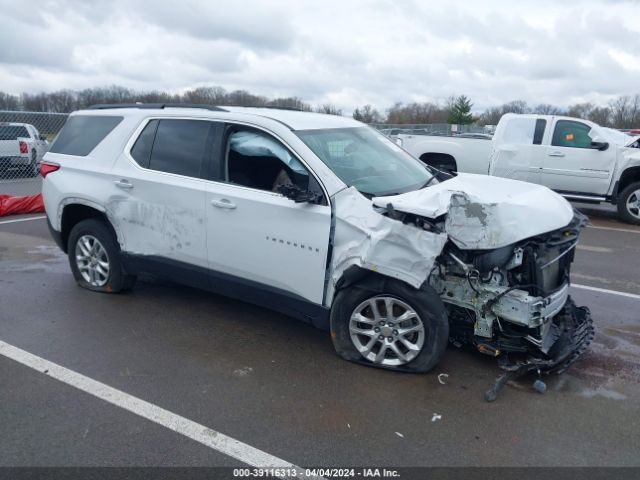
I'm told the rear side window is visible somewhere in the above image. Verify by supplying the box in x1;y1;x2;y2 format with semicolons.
50;115;123;156
0;125;30;140
131;119;211;178
552;120;592;149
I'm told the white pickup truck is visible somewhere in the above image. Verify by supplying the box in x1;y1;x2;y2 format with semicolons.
0;122;49;177
397;114;640;224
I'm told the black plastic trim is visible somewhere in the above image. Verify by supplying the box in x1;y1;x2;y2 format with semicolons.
88;103;228;111
46;217;65;252
120;253;330;330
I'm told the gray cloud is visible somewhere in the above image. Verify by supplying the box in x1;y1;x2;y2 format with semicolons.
0;0;639;112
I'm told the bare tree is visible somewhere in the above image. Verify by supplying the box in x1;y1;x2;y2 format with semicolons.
315;104;343;115
352;104;383;123
385;102;449;124
532;103;564;115
0;92;20;110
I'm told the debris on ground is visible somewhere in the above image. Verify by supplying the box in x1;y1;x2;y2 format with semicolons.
437;373;449;385
431;413;442;422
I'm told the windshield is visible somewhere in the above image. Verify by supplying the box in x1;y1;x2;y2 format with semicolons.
296;127;433;196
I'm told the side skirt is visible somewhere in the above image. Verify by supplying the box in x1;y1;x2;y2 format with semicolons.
120;253;330;330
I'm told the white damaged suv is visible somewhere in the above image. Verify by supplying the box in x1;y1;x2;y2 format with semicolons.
41;104;593;394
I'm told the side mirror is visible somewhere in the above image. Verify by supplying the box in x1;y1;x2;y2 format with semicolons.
590;141;609;151
277;184;322;204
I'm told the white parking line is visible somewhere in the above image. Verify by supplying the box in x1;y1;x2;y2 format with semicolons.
0;215;46;225
576;245;613;253
0;339;319;478
572;284;640;300
587;225;640;234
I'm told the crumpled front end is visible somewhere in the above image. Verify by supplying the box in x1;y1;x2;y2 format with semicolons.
329;179;594;396
430;210;594;397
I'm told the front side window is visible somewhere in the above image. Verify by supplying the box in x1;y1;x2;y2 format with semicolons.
226;128;311;193
552;120;592;149
296;127;433;197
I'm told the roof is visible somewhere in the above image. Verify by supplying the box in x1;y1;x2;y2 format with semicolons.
220;106;362;130
82;104;363;131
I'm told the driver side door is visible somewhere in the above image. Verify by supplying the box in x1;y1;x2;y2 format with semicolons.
205;123;332;322
540;119;614;195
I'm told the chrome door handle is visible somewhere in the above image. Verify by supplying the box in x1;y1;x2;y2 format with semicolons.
211;198;236;209
114;179;133;189
548;151;565;157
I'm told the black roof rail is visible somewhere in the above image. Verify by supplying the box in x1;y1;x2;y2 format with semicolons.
87;103;227;111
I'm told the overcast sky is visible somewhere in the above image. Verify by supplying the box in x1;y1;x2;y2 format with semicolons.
1;0;639;113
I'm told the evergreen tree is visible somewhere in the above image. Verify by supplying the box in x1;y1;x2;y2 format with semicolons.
447;95;474;124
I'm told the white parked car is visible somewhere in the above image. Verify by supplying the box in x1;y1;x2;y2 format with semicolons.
396;114;640;224
0;122;49;177
41;105;593;398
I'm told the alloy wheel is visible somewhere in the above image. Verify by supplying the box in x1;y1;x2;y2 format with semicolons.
75;235;110;287
349;296;425;366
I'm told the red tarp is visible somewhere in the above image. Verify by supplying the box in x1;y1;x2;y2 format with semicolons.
0;193;45;217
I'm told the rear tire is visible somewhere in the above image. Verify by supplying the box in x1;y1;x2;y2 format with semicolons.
67;219;136;293
617;181;640;225
30;150;39;177
330;278;449;373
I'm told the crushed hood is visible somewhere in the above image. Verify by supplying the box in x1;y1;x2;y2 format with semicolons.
373;173;574;250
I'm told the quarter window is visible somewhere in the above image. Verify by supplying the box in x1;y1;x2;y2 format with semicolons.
533;119;546;145
50;115;123;156
551;120;592;149
130;120;158;169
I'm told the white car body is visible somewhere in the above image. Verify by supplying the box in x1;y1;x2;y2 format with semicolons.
395;134;493;174
0;122;49;175
41;105;593;380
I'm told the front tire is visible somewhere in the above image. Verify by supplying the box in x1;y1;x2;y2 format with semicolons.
330;279;449;372
617;181;640;225
67;219;136;293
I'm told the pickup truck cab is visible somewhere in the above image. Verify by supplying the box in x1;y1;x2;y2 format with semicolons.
491;114;640;223
0;122;49;177
398;114;640;224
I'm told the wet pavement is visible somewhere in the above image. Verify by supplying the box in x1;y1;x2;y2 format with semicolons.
0;207;639;468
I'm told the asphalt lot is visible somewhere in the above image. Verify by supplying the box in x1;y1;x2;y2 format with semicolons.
1;180;639;470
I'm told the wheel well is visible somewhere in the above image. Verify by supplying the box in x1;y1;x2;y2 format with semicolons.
60;204;109;253
618;167;640;194
419;153;457;172
333;266;417;304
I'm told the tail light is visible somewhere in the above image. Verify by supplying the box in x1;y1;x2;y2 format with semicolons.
19;140;28;154
39;161;60;178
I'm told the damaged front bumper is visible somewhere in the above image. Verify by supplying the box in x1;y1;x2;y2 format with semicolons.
485;297;594;401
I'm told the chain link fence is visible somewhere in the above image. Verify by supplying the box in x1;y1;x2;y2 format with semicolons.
0;111;68;195
371;123;493;137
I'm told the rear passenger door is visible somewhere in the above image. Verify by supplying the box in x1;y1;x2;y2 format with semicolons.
110;118;220;283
